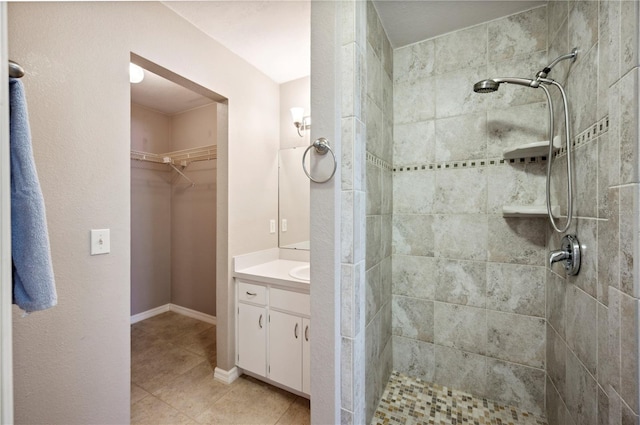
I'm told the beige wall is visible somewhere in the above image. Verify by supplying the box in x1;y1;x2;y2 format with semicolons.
131;103;172;315
8;2;279;423
171;104;217;316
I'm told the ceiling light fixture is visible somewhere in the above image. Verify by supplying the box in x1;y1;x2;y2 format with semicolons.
129;63;145;84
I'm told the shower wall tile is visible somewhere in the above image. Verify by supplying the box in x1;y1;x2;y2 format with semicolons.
619;185;637;297
547;269;567;339
486;162;546;215
366;215;382;269
548;0;569;44
597;385;609;425
433;214;488;261
365;316;382;423
546;375;575;425
433;168;487;214
391;295;434;343
485;51;548;109
366;0;383;59
620;0;640;76
568;218;598;298
486;359;545;415
366;264;381;326
366;161;381;215
548;12;570;84
486;263;545;317
597;302;610;390
392;254;436;299
380;256;393;302
394;77;436;124
567;43;599;135
565;284;598;375
566;349;599;425
487;6;547;62
486;102;548;158
392;170;434;214
392;335;435;382
434;113;486;162
435;259;486;308
434;302;487;355
487;216;546;266
619;69;639;185
434;345;487;397
341;42;364;120
393;40;435;85
573;141;599;219
547;323;567;402
366;97;384;159
381;31;393;80
609;287;622;396
341;117;366;191
597;190;620;305
392;214;434;257
434;24;487;75
341;262;365;339
598;133;621;219
620;293;639;413
608;0;621;88
341;336;354;410
381;214;392;261
366;42;383;109
486;311;545;368
568;0;598;56
381;167;393;215
435;67;488;118
393;120;435;166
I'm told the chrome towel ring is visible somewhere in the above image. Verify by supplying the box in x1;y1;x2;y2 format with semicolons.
302;138;337;183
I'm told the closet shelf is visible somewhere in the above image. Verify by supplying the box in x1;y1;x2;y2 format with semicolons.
502;205;560;218
503;136;560;159
130;144;217;166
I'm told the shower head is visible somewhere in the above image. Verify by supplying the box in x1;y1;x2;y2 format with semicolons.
473;80;500;93
473;77;539;93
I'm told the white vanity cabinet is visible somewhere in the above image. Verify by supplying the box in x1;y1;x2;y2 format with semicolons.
235;279;310;396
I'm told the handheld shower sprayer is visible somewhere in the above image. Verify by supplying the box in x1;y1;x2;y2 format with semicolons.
472;48;578;235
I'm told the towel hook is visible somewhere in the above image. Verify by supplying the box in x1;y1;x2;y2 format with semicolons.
9;60;25;79
302;138;337;184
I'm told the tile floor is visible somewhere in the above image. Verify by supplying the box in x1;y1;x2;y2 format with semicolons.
373;371;548;425
131;311;310;425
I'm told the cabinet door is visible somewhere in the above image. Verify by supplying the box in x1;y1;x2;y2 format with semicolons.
268;310;302;391
237;303;267;377
302;318;311;395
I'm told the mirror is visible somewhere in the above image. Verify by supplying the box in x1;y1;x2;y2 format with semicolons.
278;147;310;250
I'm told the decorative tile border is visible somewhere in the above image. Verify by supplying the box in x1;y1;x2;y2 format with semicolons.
392;155;546;173
555;115;609;157
367;151;393;172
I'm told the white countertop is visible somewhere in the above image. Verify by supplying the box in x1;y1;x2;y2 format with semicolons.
234;259;310;291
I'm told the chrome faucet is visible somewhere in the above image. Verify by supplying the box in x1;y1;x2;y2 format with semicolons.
549;234;581;275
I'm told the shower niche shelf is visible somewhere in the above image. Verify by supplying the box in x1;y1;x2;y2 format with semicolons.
503;136;561;159
502;205;560;218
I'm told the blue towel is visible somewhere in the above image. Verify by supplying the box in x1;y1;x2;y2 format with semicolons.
9;78;57;313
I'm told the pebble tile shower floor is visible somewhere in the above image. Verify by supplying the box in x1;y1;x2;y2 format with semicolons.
372;371;547;425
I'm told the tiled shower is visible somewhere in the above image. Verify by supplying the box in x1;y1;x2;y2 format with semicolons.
338;1;640;424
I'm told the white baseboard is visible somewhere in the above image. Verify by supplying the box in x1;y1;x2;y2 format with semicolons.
131;303;216;325
169;304;217;325
214;366;239;384
130;304;170;324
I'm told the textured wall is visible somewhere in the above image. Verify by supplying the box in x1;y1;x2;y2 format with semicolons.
391;6;549;415
545;1;640;425
8;2;279;423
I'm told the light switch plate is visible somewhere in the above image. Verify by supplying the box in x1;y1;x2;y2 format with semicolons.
91;229;110;255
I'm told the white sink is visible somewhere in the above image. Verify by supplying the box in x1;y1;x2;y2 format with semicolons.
289;264;310;282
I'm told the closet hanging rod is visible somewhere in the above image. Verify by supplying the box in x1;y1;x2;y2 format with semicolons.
9;60;25;79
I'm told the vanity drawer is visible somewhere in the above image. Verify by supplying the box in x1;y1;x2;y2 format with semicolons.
238;281;267;305
270;288;310;316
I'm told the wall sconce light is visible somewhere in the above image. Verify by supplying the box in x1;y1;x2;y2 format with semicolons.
290;107;311;137
130;63;145;84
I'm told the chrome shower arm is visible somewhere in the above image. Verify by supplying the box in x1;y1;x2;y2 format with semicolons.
537;48;578;79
